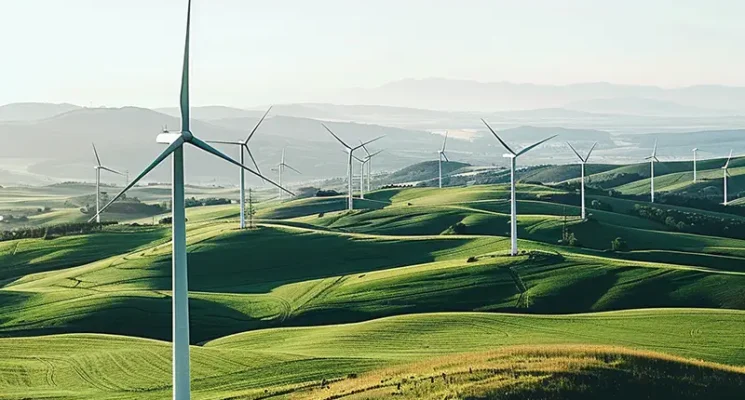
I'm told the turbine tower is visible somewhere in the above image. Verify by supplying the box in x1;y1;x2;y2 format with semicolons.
356;145;384;198
91;143;124;223
88;2;291;399
438;131;450;188
322;123;383;211
723;150;732;205
481;119;557;256
275;148;300;201
206;107;272;229
566;141;597;220
645;140;660;203
692;148;698;183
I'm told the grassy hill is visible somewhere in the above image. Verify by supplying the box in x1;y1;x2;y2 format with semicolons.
384;160;471;185
1;179;745;397
0;310;743;399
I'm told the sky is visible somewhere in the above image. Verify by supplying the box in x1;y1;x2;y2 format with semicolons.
2;0;745;108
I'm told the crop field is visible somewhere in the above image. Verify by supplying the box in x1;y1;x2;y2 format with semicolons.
0;160;744;399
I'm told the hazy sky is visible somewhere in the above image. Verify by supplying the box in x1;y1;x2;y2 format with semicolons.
2;0;744;108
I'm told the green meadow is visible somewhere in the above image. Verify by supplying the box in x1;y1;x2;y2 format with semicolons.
0;156;744;398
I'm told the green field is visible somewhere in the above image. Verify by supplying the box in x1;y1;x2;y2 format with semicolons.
1;169;744;398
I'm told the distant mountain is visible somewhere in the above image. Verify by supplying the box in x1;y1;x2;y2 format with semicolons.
0;102;81;122
332;79;745;115
566;97;724;117
385;160;470;184
155;105;264;121
498;126;614;145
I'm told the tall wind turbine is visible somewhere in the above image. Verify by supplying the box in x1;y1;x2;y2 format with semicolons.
723;150;733;205
438;131;450;188
274;148;300;201
692;148;698;183
481;119;557;256
322;123;383;211
566;142;597;220
91;143;124;223
645;140;660;203
89;2;291;398
206;107;272;229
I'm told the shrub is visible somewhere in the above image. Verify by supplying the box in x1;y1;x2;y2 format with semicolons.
611;237;629;252
466;256;478;263
316;189;341;197
590;199;613;212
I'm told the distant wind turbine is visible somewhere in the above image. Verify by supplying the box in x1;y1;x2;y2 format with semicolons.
566;141;597;220
723;150;733;205
692;148;698;183
438;131;450;189
482;119;557;256
322;123;383;210
645;140;660;203
206;106;272;229
273;148;300;201
88;1;291;399
360;142;383;193
91;143;124;223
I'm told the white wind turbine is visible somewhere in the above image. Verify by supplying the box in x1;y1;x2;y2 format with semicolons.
438;131;450;188
206;107;272;229
273;148;301;201
89;1;291;398
645;140;660;203
722;150;733;205
481;119;557;256
566;141;597;220
91;143;125;223
322;123;383;211
692;148;698;183
360;142;383;193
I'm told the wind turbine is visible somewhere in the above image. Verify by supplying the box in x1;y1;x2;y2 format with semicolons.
356;145;384;198
322;123;383;211
692;148;698;183
360;142;383;193
88;2;291;398
91;143;124;223
723;150;733;205
274;148;300;201
566;141;597;220
645;140;660;203
438;131;450;188
481;119;557;256
206;106;272;229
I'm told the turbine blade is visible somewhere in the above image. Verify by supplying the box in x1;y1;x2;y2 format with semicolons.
566;142;584;163
516;135;558;157
205;140;242;145
369;149;384;158
353;154;365;163
442;152;450;162
88;137;184;222
322;123;351;149
481;118;515;155
442;131;448;152
652;139;658;157
359;140;371;156
352;135;384;151
99;166;125;176
585;142;598;161
245;106;272;143
244;145;262;175
284;164;301;174
190;136;294;196
179;0;192;133
92;143;101;166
